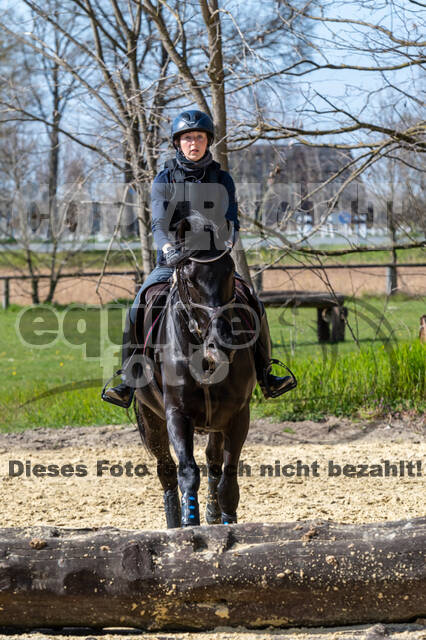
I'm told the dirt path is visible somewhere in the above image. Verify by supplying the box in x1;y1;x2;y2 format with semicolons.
1;416;424;530
1;264;425;305
0;414;423;450
0;416;424;639
0;622;425;640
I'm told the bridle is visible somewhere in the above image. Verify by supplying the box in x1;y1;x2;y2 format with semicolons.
175;247;236;342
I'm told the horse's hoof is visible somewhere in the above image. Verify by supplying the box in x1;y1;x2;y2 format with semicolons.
205;503;221;524
181;492;200;526
164;487;181;528
221;512;237;524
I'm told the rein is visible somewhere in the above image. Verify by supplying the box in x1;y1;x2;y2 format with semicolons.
188;246;231;264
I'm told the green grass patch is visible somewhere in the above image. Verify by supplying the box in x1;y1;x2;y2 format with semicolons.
250;294;425;420
0;295;424;430
0;249;139;272
251;341;425;421
0;305;127;431
245;246;426;266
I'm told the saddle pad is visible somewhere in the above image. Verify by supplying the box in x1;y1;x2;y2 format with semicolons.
235;277;262;326
137;283;170;352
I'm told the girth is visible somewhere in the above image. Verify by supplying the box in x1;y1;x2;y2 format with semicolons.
234;276;263;328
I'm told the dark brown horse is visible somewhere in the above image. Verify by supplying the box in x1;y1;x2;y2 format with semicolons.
133;219;258;528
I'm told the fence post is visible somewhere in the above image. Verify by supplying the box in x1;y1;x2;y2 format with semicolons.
317;308;330;343
2;278;10;310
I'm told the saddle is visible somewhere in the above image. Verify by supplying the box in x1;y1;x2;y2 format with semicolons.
234;276;263;324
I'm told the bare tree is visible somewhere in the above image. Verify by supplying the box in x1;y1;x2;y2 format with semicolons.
227;0;425;256
2;0;423;298
0;0;175;278
1;0;312;285
0;1;97;301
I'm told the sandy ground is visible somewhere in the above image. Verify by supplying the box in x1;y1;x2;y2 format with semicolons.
0;416;424;639
1;265;425;306
0;622;424;640
1;416;424;529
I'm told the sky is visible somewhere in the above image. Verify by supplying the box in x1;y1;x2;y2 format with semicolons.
297;0;422;120
2;0;422;156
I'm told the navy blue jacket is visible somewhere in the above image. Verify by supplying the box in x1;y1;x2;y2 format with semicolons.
151;162;240;263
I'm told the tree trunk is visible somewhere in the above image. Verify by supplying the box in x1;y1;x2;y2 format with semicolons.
47;57;60;245
137;187;154;277
0;518;424;630
45;56;61;301
199;0;227;169
44;275;59;304
387;200;398;295
198;0;253;287
30;275;40;304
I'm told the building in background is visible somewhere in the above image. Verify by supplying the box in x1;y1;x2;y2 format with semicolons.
229;143;374;242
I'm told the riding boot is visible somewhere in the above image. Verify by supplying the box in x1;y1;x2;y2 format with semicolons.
102;311;136;409
255;311;296;399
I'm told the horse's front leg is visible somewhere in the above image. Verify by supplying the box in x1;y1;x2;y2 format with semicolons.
135;402;181;529
218;403;250;524
205;431;224;524
166;407;200;526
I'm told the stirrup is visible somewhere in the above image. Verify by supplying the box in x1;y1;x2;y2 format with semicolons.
101;369;134;409
263;358;297;399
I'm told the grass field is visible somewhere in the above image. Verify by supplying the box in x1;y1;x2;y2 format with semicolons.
0;294;424;431
253;295;425;420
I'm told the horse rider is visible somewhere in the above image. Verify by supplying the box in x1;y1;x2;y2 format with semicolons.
102;110;295;408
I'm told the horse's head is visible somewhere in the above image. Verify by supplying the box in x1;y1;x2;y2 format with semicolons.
175;209;233;255
174;212;237;373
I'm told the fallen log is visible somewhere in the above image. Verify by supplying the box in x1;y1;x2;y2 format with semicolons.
0;518;424;630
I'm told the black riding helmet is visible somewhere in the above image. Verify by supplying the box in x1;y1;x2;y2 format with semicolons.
171;110;214;148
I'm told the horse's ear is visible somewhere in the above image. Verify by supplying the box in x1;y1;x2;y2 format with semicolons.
175;217;191;245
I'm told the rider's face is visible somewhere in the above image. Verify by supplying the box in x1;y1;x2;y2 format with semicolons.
179;131;208;161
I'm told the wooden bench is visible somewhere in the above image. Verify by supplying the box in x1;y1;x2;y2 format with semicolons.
259;290;348;343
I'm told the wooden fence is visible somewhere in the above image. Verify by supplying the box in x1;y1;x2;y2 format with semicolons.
1;263;425;310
